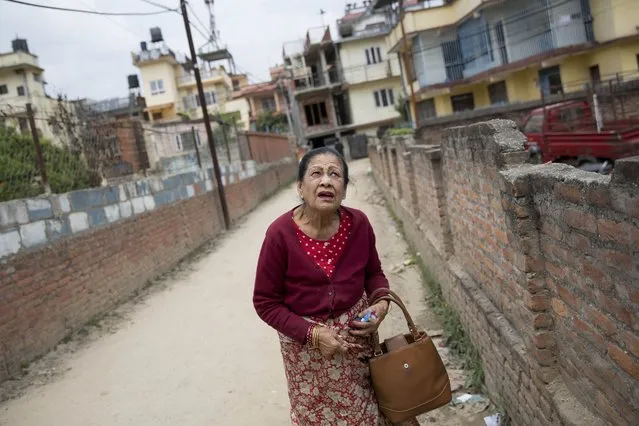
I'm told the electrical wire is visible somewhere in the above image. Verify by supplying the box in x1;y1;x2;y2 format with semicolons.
187;2;211;41
2;0;178;16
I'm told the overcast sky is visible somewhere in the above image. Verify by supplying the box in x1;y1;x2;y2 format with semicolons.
0;0;347;100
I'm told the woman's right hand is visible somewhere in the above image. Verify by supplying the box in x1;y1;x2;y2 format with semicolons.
316;327;350;358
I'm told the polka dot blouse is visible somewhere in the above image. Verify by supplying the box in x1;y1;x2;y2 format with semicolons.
294;209;353;278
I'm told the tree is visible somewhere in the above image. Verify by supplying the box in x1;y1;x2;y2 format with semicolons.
255;111;288;133
0;125;95;202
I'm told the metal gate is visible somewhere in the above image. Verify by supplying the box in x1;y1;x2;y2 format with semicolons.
347;134;369;160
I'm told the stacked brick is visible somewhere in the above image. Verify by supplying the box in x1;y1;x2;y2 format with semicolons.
369;120;638;425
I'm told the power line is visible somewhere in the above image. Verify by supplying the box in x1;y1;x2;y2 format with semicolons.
2;0;177;16
187;2;210;40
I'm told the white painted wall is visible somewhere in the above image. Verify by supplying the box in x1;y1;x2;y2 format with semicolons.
340;35;402;85
139;61;179;108
348;79;402;129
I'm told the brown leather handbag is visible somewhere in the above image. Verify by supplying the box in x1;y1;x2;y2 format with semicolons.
368;289;452;423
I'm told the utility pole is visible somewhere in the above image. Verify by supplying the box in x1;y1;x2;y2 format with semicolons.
398;0;418;128
180;0;231;230
191;126;203;168
26;103;51;194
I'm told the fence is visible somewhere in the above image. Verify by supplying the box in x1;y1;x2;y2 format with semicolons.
1;98;295;203
0;99;150;203
415;71;639;145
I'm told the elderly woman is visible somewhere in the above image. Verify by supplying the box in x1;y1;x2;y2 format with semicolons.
253;148;416;425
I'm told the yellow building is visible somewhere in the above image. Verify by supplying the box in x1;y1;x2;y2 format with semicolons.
336;5;404;136
0;38;65;144
131;39;245;126
373;0;639;123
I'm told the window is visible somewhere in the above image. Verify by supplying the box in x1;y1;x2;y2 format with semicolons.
261;97;276;112
303;102;329;126
523;114;543;133
417;99;437;122
374;89;394;108
150;79;165;95
488;81;508;105
17;86;26;96
366;46;383;65
589;65;601;85
451;93;475;112
636;54;639;70
204;91;217;105
152;111;163;120
538;66;563;96
33;73;41;82
0;85;7;95
179;131;196;151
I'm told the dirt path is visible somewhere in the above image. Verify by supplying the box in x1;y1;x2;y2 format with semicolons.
0;159;496;425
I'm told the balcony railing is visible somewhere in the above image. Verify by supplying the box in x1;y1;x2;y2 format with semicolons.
132;45;186;66
178;68;228;86
342;60;398;85
411;0;590;89
0;51;40;70
294;69;343;93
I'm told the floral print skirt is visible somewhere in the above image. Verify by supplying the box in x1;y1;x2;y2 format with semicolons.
278;297;417;426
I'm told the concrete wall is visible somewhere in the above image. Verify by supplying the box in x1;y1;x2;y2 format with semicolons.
0;157;297;383
369;121;639;425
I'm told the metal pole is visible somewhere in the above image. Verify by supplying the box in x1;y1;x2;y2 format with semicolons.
192;126;202;169
399;0;418;128
180;0;230;230
217;114;232;163
26;103;51;194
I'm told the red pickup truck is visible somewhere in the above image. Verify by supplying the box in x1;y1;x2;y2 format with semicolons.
521;100;639;171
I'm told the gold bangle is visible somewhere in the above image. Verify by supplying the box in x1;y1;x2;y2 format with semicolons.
313;326;320;349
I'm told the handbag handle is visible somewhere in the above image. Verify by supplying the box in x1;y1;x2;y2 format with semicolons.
368;288;420;338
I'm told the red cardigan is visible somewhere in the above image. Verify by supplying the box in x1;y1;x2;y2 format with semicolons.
253;206;390;344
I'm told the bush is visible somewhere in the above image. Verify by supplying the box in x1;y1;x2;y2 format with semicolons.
385;127;414;137
0;126;94;202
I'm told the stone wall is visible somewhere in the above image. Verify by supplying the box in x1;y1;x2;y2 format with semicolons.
369;121;638;425
0;158;296;383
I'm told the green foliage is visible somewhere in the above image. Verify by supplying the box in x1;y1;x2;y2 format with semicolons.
0;125;93;202
385;127;414;137
255;111;288;133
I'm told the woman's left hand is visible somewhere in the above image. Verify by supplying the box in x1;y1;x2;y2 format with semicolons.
349;300;389;337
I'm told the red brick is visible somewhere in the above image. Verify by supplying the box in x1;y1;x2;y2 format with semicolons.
564;209;597;234
533;331;555;349
554;183;583;204
596;292;635;327
551;297;569;317
557;285;580;311
608;344;639;381
541;221;564;241
533;348;555;366
599;248;633;271
582;261;613;292
545;261;566;280
525;292;550;312
597;218;631;246
574;317;606;347
617;331;639;360
534;313;554;329
584;305;617;337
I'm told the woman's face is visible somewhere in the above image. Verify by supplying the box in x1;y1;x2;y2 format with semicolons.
298;153;346;213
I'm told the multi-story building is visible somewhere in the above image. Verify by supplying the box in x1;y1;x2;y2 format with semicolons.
283;28;353;148
231;66;290;132
0;38;64;143
373;0;639;123
131;29;246;125
336;4;404;136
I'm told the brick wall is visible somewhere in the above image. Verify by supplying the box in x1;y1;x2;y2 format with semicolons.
0;158;296;383
369;121;638;425
243;132;294;165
